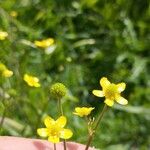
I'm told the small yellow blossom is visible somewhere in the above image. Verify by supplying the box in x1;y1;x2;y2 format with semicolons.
37;116;73;143
0;63;7;71
34;38;54;48
73;107;95;117
0;63;13;78
10;11;18;17
23;74;40;87
92;77;128;107
2;69;13;77
0;31;8;40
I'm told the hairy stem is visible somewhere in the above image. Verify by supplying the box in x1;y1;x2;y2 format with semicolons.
58;98;66;150
85;104;107;150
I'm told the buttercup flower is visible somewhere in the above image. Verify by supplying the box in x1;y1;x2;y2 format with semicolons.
23;74;40;87
10;11;18;17
92;77;128;107
0;63;13;78
37;116;73;143
73;107;95;117
34;38;54;48
2;69;13;77
0;63;7;71
0;31;8;40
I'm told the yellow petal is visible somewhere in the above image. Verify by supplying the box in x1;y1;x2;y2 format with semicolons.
2;69;13;77
0;63;6;71
116;96;128;105
104;99;114;107
48;136;60;143
117;83;126;93
37;128;48;137
92;90;104;97
73;112;84;117
34;82;41;87
56;116;66;128
60;129;73;139
100;77;110;89
44;116;55;127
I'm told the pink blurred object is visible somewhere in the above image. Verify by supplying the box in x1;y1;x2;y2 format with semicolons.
0;136;96;150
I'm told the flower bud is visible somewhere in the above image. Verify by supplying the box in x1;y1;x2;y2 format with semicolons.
50;83;67;99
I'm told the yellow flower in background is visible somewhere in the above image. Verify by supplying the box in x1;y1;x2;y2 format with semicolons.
73;107;95;117
10;11;18;17
2;69;13;77
34;38;54;48
23;74;40;87
37;116;73;143
0;31;8;40
0;63;13;78
0;63;7;71
92;77;128;107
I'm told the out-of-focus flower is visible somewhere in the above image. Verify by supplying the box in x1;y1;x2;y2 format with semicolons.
73;107;94;117
37;115;73;143
2;69;13;77
50;83;67;99
92;77;128;107
0;63;7;71
34;38;54;48
0;63;13;78
10;11;18;17
23;74;40;87
0;31;8;40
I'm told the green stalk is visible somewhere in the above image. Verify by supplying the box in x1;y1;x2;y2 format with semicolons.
85;104;108;150
57;98;66;150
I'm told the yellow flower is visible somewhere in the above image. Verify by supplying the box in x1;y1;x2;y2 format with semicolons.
0;63;7;71
92;77;128;107
34;38;54;48
0;63;13;78
23;74;40;87
37;116;73;143
2;69;13;77
73;107;94;117
0;31;8;40
10;11;18;17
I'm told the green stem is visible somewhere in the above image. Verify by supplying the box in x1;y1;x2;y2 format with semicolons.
85;104;108;150
58;98;63;115
57;98;66;150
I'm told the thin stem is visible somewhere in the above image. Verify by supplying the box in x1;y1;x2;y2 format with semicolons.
63;140;67;150
58;98;63;115
93;104;107;131
54;143;56;150
85;104;108;150
85;133;94;150
57;98;66;150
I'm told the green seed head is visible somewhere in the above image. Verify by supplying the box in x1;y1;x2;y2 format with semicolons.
50;82;67;99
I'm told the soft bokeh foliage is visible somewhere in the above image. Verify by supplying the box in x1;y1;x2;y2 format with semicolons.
0;0;149;149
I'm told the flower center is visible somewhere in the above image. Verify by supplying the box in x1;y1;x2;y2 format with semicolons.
48;125;61;137
104;84;118;99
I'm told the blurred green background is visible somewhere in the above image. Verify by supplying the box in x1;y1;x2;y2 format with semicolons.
0;0;150;149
